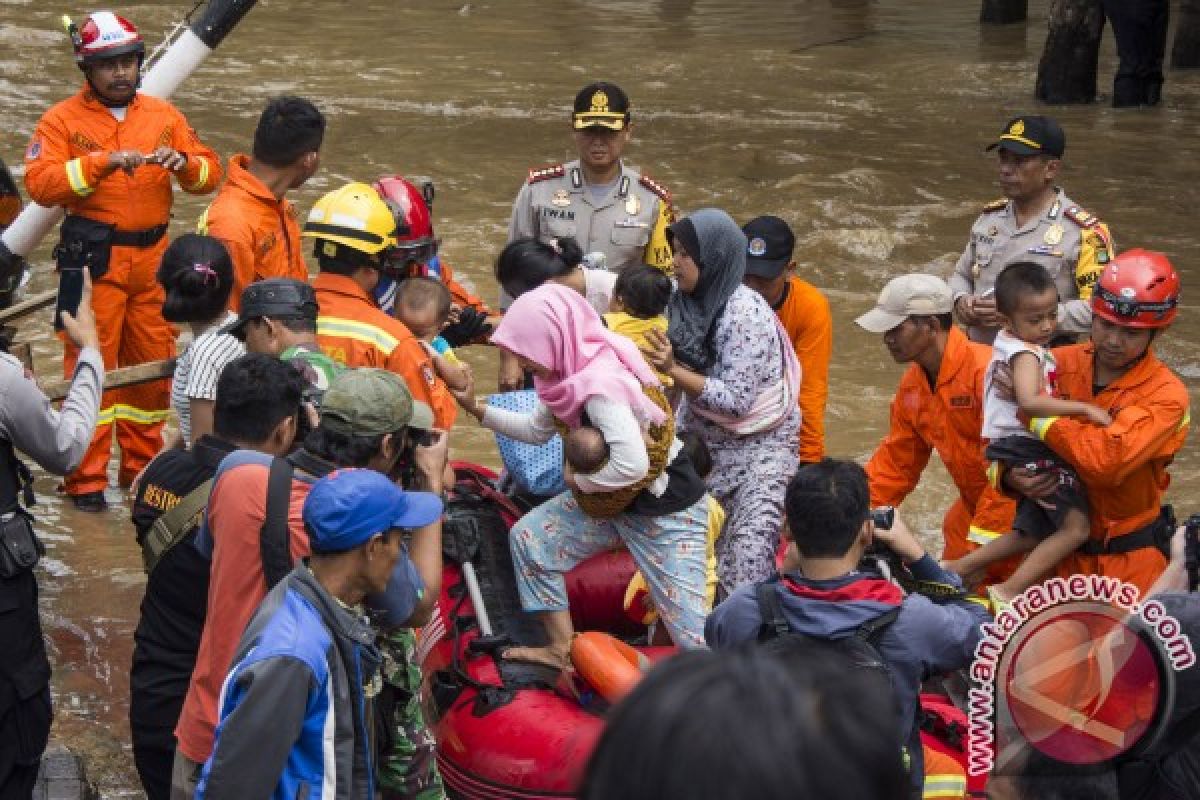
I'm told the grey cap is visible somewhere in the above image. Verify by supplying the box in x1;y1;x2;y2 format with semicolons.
855;274;954;333
226;278;319;339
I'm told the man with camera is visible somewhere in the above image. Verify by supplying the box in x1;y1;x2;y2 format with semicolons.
172;368;447;800
0;276;103;796
706;459;988;799
129;354;308;800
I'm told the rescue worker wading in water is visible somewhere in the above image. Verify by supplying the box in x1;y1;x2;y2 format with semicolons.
1001;249;1189;596
858;275;1016;568
24;11;222;511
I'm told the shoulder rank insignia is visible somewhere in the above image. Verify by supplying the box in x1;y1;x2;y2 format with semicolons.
527;164;565;184
639;174;672;203
1063;205;1100;228
982;198;1007;212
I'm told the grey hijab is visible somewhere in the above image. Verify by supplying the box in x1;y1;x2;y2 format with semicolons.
666;208;748;372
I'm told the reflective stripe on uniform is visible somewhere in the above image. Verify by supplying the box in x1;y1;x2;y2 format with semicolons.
317;317;399;355
967;525;1001;545
113;404;171;425
95;403;171;428
1178;408;1191;433
65;158;93;197
1028;415;1060;441
986;460;1001;489
188;157;210;191
923;773;967;799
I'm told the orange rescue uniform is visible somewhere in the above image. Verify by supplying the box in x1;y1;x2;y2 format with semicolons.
312;273;452;427
1028;343;1189;595
199;154;307;310
436;259;492;316
773;276;833;463
866;327;1015;561
24;87;221;493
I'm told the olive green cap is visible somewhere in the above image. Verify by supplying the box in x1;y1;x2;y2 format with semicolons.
320;368;434;435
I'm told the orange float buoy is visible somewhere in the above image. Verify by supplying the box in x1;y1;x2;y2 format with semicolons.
571;631;648;704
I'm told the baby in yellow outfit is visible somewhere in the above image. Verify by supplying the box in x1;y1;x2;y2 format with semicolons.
603;265;674;388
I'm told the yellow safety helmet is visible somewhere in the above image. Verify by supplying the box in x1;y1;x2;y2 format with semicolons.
303;182;398;260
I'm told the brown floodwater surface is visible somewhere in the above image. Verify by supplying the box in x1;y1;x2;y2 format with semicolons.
2;0;1199;793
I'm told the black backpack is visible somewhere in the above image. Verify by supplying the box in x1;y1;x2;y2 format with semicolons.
755;578;900;684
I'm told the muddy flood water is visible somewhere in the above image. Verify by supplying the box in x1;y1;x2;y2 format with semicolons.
3;0;1200;793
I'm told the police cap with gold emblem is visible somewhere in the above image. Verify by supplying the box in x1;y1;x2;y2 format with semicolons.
573;81;631;131
986;115;1065;158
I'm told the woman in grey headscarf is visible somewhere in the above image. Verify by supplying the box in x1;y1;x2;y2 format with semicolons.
644;208;801;595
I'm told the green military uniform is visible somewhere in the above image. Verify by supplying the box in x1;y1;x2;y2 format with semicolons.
376;628;445;799
948;188;1113;343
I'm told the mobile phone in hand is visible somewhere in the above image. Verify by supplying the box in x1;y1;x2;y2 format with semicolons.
55;266;85;331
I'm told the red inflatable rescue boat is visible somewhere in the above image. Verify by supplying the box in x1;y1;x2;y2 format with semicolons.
420;465;985;799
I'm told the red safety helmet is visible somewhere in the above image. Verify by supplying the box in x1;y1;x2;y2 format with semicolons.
373;175;438;278
69;11;145;68
1092;248;1180;329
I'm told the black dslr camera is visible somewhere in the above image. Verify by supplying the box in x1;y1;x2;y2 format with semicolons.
870;505;895;531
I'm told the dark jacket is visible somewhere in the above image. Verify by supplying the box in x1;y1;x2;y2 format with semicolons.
705;555;988;791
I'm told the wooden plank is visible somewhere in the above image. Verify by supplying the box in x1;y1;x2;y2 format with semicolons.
0;289;57;325
45;358;176;402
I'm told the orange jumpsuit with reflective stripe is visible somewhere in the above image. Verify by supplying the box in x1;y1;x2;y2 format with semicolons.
199;154;308;311
866;327;1015;561
921;744;967;799
1030;344;1189;595
312;273;450;427
773;276;833;463
24;88;222;493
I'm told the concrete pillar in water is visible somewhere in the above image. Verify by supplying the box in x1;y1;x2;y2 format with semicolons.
1035;0;1105;103
981;0;1028;25
1172;0;1200;68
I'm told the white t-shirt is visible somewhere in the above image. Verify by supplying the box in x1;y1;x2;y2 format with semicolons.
582;268;617;317
171;313;245;446
982;329;1059;440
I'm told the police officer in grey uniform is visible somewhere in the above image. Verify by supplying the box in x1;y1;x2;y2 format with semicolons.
949;115;1114;344
500;81;675;389
0;277;102;797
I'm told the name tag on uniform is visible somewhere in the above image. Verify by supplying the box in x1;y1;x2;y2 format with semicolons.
1027;245;1064;257
615;219;648;228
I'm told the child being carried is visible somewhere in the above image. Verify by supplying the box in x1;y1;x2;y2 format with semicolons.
604;265;674;388
946;261;1112;605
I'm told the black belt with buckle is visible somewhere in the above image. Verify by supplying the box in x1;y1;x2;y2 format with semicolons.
111;224;168;248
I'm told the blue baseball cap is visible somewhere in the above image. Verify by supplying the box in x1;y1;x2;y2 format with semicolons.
303;468;443;554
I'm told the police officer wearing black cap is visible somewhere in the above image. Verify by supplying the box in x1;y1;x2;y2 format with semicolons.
227;278;343;397
949;115;1114;344
507;82;674;277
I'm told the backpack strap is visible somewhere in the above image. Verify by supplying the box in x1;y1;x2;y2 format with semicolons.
141;479;212;575
260;456;296;589
755;580;790;642
855;606;901;645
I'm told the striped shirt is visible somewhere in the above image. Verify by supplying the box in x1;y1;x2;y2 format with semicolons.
171;313;244;446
